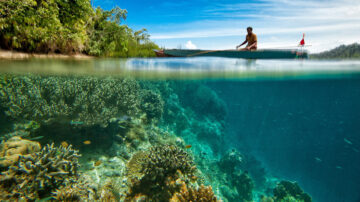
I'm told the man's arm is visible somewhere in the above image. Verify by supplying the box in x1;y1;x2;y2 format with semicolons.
236;39;247;49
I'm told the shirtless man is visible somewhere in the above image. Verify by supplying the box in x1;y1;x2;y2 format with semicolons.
236;27;257;51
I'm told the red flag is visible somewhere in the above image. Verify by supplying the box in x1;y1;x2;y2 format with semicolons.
299;33;305;46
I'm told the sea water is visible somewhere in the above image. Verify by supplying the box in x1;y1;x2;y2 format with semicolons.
0;57;359;202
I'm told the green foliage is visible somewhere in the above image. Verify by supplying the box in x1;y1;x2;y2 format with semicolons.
86;6;158;57
0;1;158;57
311;43;360;59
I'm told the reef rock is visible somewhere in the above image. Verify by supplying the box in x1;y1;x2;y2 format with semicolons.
0;136;41;168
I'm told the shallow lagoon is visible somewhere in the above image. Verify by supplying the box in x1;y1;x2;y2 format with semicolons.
0;58;359;202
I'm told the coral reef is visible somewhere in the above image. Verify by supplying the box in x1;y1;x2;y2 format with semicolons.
126;145;197;200
141;145;196;182
173;82;227;121
192;116;225;154
139;89;164;122
218;149;243;174
0;74;141;126
240;154;267;189
233;172;254;202
170;184;219;202
0;76;314;202
52;175;97;201
0;143;80;200
0;136;41;168
273;181;312;202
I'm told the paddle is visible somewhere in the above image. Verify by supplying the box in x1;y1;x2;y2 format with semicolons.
187;49;236;57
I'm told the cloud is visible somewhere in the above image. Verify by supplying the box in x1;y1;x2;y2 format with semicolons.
185;41;197;49
150;0;360;52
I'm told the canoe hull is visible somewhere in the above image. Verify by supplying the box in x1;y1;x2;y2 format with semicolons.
155;49;308;59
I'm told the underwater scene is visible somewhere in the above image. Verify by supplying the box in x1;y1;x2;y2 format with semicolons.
0;58;360;202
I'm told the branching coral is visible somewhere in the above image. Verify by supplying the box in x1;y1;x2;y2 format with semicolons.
142;145;196;182
126;145;197;200
0;74;141;126
170;184;219;202
273;181;312;202
0;143;81;200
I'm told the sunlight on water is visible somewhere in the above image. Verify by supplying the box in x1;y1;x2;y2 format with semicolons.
0;57;360;79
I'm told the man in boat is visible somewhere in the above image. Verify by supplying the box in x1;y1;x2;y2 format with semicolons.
236;27;257;51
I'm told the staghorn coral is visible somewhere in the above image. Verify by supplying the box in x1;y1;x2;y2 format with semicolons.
170;184;219;202
139;89;164;122
0;136;41;168
0;74;141;126
0;143;81;200
273;180;312;202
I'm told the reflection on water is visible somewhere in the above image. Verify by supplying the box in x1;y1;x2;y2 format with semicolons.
0;57;360;79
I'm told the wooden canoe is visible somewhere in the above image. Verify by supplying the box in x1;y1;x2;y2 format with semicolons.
154;49;308;59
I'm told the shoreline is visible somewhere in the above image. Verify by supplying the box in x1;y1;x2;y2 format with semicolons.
0;49;94;60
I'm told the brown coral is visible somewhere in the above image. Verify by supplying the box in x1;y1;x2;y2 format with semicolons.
125;145;197;201
126;151;147;182
170;184;219;202
53;176;97;201
0;143;80;200
0;136;41;168
142;145;196;182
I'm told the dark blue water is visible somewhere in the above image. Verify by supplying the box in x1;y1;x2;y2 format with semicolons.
208;78;360;202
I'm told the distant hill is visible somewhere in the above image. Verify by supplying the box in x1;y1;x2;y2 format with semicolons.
311;43;360;59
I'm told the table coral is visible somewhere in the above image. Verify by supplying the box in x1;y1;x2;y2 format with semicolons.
0;74;141;126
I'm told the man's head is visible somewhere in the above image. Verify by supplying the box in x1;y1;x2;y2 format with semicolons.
247;27;253;34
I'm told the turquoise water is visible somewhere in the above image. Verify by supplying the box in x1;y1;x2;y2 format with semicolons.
0;58;359;201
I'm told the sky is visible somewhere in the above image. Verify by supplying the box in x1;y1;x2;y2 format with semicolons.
93;0;360;53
